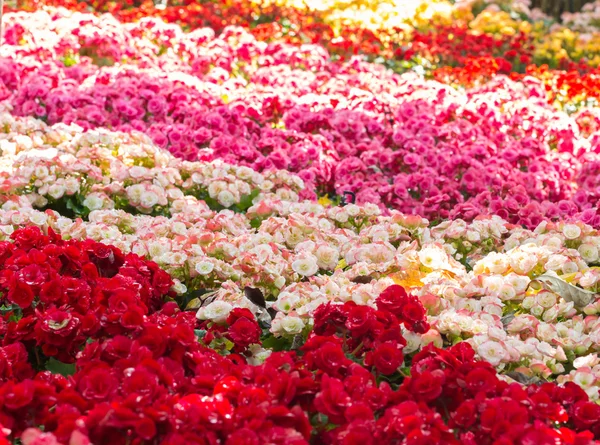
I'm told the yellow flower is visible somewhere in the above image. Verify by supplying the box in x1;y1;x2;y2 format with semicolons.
391;268;425;289
469;10;519;36
519;21;532;34
336;259;347;270
318;195;333;207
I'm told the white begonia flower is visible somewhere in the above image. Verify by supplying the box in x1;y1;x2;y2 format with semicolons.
536;291;557;308
580;271;598;288
536;341;556;357
488;326;507;341
171;200;186;213
466;230;481;243
536;324;556;343
15;135;33;150
530;305;544;317
168;252;188;265
83;195;104;211
483;304;503;317
505;273;531;293
545;254;568;271
2;201;19;211
584;386;600;400
274;276;286;289
341;204;358;216
458;298;482;313
217;190;236;208
498;284;516;301
509;251;537;275
323;280;341;296
579;244;599;263
29;212;48;226
171;280;187;295
562;261;579;274
129;166;147;178
573;354;600;369
295;240;316;253
563;224;582;240
486;252;509;274
477;340;507;366
127;184;143;201
292;255;318;277
275;292;300;312
573;370;595;388
195;261;215;275
0;225;14;235
140;191;159;208
402;330;422;354
167;188;184;199
131;244;147;256
248;345;272;366
259;180;274;191
64;178;80;194
471;319;490;334
315;245;339;269
48;184;66;200
280;316;305;335
172;221;187;235
418;246;447;269
34;165;49;179
542;306;559;322
148;242;168;258
333;210;349;223
10;213;25;225
198;300;233;323
543;236;563;251
483;275;504;294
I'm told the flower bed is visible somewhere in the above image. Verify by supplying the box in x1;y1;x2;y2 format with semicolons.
10;0;600;73
4;10;600;228
1;226;600;444
4;1;600;443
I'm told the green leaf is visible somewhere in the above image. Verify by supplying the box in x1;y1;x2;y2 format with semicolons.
65;196;86;216
185;297;203;310
209;337;235;355
236;188;260;212
0;303;17;314
61;53;78;67
7;310;21;323
224;338;235;351
250;217;263;229
46;357;76;376
261;335;292;352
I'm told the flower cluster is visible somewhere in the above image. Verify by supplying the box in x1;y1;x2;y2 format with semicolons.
0;113;304;216
0;234;598;445
0;226;173;364
3;30;600;227
5;0;600;442
11;0;600;79
309;284;430;374
0;203;600;395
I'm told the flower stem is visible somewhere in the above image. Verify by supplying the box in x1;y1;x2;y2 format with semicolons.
351;341;364;357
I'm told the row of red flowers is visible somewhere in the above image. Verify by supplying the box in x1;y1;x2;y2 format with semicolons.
9;0;391;63
14;0;600;114
8;0;592;75
0;227;599;444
